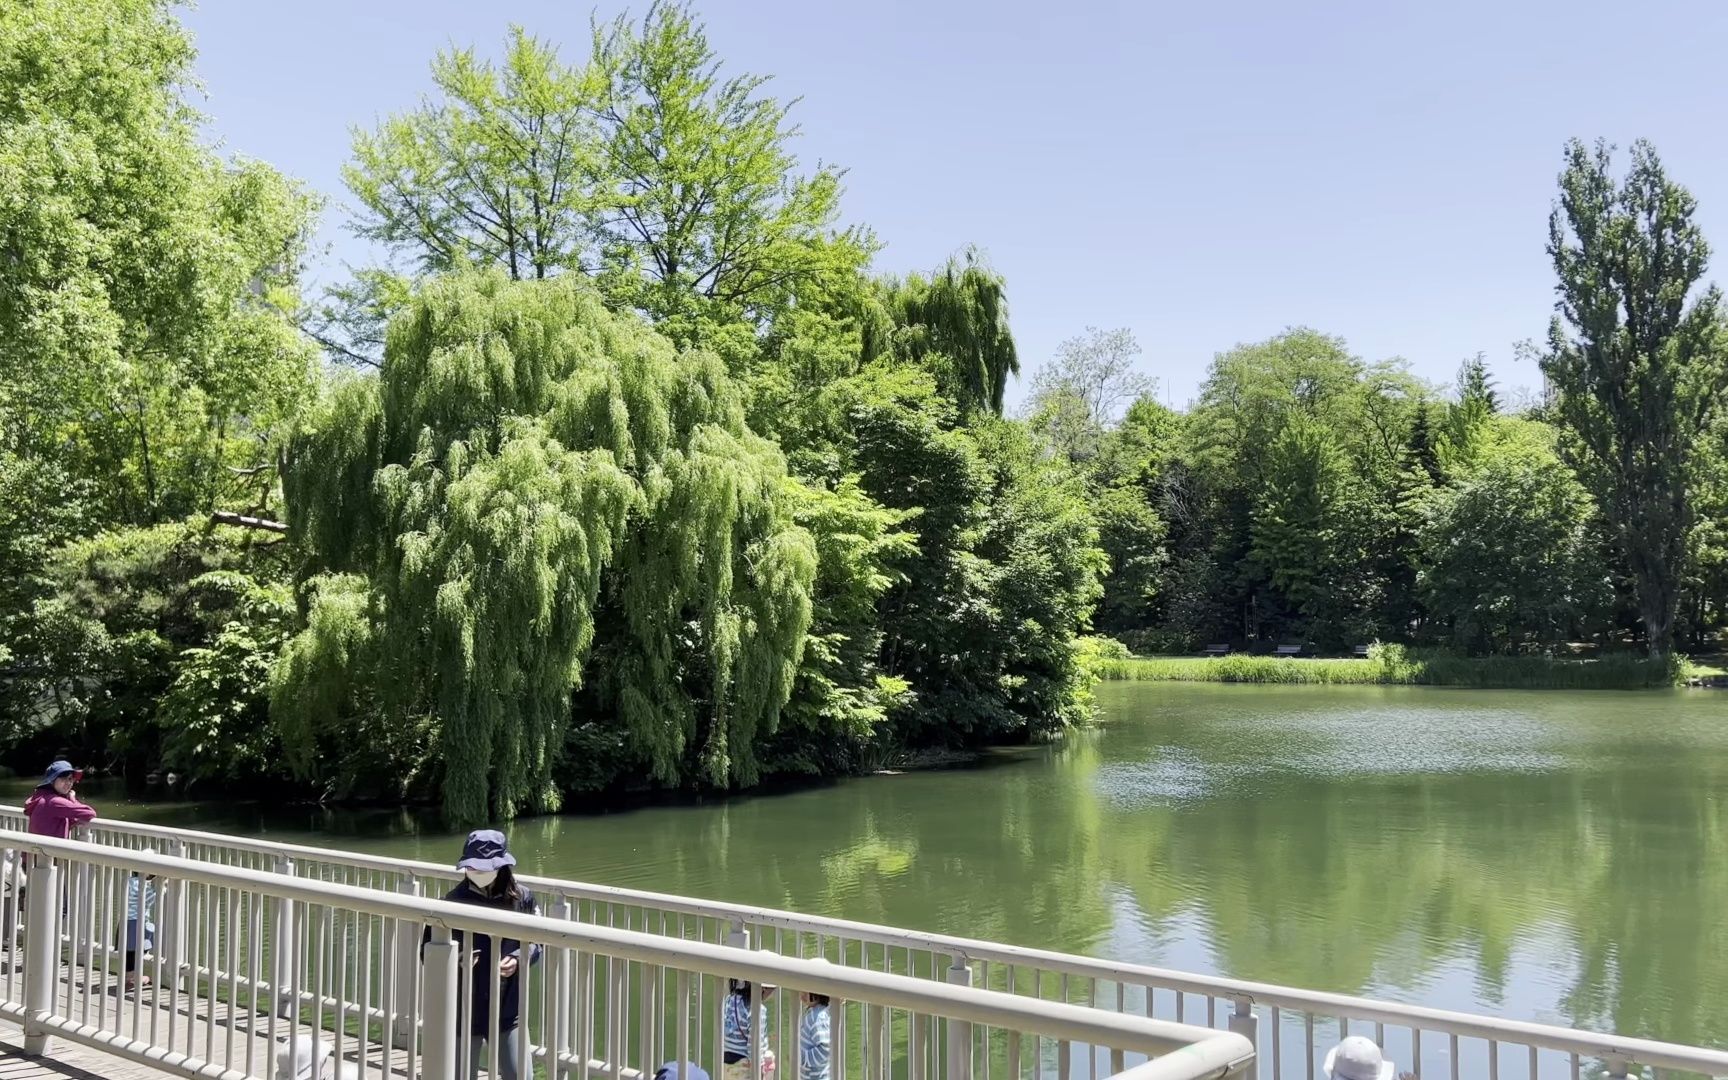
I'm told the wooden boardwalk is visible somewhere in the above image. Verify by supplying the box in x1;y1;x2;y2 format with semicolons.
0;968;419;1080
0;1025;170;1080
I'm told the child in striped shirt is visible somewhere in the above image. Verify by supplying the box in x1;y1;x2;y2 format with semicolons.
798;983;831;1080
722;977;776;1080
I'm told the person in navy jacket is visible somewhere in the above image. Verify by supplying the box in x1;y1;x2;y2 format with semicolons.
423;830;542;1080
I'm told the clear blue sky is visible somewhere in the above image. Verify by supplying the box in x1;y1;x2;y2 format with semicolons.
181;0;1728;409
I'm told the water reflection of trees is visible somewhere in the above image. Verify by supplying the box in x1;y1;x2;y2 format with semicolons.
122;690;1728;1052
1106;753;1728;1049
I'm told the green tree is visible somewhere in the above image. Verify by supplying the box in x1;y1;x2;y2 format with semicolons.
0;0;317;764
1024;327;1154;464
1249;416;1344;629
344;27;599;283
333;4;869;362
868;250;1019;416
274;270;817;824
1418;423;1609;653
1458;353;1499;413
589;3;870;329
828;365;1103;743
19;522;293;782
1180;329;1420;644
0;0;319;523
1439;355;1497;472
1541;138;1728;659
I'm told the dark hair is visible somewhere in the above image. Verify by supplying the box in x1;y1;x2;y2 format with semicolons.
806;991;831;1007
729;978;752;996
469;865;527;903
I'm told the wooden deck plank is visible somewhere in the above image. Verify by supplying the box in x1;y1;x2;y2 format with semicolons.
0;969;419;1080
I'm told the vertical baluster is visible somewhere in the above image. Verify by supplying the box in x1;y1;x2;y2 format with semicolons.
203;882;219;1063
224;887;240;1070
640;959;654;1077
514;933;533;1080
334;906;351;1080
1303;1014;1314;1080
245;892;261;1079
1087;978;1099;1080
612;957;628;1080
1271;1006;1282;1080
488;927;503;1080
911;1012;928;1080
579;949;596;1080
676;969;691;1078
867;986;885;1080
150;864;166;1050
362;911;378;1079
78;860;98;1030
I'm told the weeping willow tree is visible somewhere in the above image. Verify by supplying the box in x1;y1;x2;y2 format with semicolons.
867;249;1018;415
274;270;816;824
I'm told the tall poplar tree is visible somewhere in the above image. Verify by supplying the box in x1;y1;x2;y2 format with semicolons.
1542;139;1728;659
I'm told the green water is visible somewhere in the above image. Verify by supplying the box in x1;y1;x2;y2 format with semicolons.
27;683;1728;1050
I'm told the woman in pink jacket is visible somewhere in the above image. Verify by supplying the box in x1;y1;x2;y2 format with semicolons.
24;761;97;838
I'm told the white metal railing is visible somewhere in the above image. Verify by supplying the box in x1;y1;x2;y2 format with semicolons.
0;829;1250;1080
7;807;1727;1080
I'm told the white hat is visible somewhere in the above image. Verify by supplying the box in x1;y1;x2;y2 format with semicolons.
275;1035;332;1080
1324;1037;1394;1080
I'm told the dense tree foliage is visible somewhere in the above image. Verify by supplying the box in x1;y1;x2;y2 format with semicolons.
326;3;870;366
276;271;817;821
1027;306;1725;657
3;0;1726;820
0;0;316;781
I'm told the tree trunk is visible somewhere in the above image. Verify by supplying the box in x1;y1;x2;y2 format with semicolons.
1644;609;1670;661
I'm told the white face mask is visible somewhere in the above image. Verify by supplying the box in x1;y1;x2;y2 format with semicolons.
464;869;498;890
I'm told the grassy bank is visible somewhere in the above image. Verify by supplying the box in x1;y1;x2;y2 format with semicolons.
1092;647;1692;690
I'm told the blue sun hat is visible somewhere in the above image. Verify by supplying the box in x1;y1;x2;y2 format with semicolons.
655;1064;710;1080
38;761;81;788
455;830;516;872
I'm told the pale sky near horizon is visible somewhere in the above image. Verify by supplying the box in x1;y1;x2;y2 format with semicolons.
180;0;1728;410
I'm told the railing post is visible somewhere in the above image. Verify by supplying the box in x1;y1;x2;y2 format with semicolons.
421;925;460;1080
726;919;749;949
946;954;973;1080
391;877;423;1049
547;895;573;1066
272;854;296;1017
23;856;60;1056
160;839;188;992
1227;997;1258;1059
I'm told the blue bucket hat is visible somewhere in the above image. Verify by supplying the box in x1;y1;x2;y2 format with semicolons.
456;830;516;872
38;760;81;788
655;1064;710;1080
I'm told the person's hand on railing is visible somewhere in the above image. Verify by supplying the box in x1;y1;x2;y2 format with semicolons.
498;954;519;978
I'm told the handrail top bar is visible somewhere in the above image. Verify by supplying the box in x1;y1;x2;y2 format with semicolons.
9;810;1728;1074
0;827;1220;1058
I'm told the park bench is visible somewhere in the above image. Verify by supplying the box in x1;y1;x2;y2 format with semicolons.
1274;644;1304;658
1203;644;1231;657
1352;644;1372;658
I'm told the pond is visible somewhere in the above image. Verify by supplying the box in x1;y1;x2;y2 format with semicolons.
19;682;1727;1050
